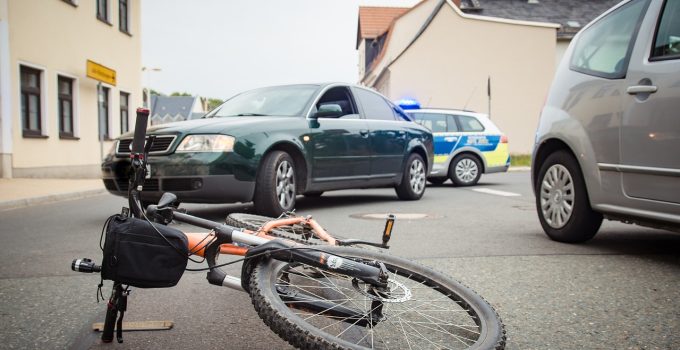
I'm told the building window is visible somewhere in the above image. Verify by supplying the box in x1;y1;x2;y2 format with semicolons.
120;92;129;133
58;76;75;138
20;66;43;137
99;86;110;140
97;0;109;23
119;0;130;34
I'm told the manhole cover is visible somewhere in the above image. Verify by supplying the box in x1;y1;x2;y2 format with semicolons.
350;213;432;220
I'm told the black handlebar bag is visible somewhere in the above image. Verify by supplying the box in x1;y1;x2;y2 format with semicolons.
101;215;188;288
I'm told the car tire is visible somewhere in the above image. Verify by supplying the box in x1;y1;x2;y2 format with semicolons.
395;153;427;200
535;150;603;243
427;177;447;185
253;151;297;217
450;154;482;186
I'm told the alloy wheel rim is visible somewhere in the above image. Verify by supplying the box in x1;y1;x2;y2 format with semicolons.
455;158;478;183
409;159;426;194
276;160;295;209
540;164;574;228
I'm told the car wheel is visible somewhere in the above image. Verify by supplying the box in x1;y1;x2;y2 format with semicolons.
450;154;482;186
395;153;427;200
427;177;447;185
253;151;297;217
536;150;603;243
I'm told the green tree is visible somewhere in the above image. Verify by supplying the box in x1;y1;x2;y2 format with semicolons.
207;98;224;110
170;91;192;97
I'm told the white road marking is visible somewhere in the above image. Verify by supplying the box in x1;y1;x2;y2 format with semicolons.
471;188;521;197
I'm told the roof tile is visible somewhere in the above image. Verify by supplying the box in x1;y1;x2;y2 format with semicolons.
358;6;410;39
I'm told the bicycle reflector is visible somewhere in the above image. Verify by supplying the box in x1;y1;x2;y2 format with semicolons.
382;214;395;247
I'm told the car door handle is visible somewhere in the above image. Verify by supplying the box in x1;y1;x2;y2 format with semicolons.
359;130;369;138
627;85;657;94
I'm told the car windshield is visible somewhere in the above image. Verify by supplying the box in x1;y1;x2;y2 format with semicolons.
206;85;318;118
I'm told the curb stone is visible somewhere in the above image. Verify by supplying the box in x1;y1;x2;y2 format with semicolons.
0;189;107;211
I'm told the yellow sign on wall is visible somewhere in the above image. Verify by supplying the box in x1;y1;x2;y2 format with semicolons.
86;60;116;86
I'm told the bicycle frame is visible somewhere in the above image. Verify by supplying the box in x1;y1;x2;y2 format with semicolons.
75;107;391;342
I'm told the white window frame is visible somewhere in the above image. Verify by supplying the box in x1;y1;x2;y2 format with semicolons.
96;0;111;23
17;61;48;137
97;83;115;140
119;0;132;34
118;89;130;135
55;71;80;138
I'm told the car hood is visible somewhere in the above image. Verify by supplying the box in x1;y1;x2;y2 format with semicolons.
119;116;303;138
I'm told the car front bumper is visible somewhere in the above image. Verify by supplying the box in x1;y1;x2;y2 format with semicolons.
101;151;257;204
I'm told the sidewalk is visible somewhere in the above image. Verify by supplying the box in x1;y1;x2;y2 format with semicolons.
0;178;107;211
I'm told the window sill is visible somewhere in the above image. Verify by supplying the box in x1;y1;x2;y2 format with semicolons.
97;17;113;26
59;134;80;140
119;29;133;37
23;133;48;139
62;0;78;8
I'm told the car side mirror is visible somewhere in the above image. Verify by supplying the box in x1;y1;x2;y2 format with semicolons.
312;104;343;118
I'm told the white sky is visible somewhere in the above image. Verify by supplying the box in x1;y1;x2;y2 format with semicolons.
141;0;421;100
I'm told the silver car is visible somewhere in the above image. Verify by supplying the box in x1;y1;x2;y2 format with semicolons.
532;0;680;242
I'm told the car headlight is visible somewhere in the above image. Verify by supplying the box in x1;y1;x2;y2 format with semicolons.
176;135;235;153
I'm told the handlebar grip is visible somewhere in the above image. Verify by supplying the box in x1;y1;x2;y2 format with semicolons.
101;302;118;343
131;108;150;155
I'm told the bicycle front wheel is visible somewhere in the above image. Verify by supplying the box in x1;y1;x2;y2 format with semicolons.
248;246;505;349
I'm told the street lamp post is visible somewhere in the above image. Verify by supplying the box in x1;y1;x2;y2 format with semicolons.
142;66;161;108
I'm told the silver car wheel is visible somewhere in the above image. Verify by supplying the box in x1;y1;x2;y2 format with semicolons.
409;158;426;194
540;164;574;229
455;158;478;183
275;160;295;209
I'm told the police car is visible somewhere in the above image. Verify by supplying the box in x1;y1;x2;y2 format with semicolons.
404;106;510;186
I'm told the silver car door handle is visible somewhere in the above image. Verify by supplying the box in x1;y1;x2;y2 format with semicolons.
627;85;657;94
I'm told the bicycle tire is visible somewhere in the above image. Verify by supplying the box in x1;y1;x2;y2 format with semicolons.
249;246;505;349
226;213;332;245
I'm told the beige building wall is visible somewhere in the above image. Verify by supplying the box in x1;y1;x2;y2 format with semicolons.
379;1;557;154
2;0;141;178
362;0;440;87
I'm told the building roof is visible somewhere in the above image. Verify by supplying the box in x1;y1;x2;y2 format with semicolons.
361;0;559;84
150;95;196;120
459;0;620;39
357;6;410;47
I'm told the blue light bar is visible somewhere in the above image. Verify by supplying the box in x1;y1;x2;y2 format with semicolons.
396;98;421;110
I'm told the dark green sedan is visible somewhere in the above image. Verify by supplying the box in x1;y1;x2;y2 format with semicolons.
102;83;433;216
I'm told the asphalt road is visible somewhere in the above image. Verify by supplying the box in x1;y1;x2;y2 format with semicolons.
0;171;678;349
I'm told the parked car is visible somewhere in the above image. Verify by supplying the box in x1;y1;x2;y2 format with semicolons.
102;83;434;216
532;0;680;243
406;108;510;186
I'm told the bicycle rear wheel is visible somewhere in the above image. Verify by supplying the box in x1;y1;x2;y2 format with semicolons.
248;246;505;349
226;213;333;245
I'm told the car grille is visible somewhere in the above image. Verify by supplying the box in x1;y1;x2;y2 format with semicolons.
112;178;159;192
116;135;177;155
